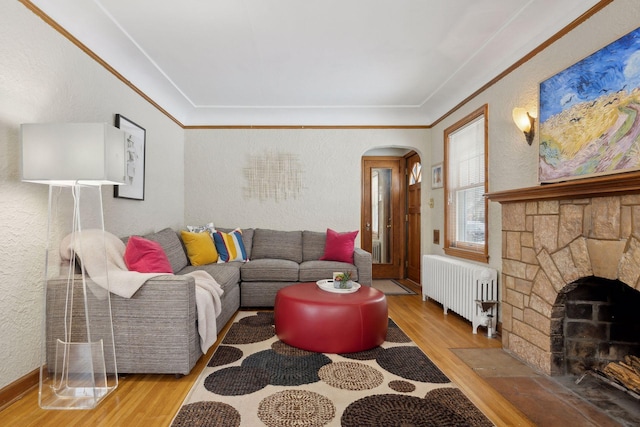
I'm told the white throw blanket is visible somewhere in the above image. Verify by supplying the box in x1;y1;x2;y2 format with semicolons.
60;229;223;353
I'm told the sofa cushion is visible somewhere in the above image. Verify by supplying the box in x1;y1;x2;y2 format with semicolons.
179;263;240;293
251;229;302;263
299;260;358;283
217;227;254;259
186;222;216;235
124;236;173;273
144;228;189;273
180;230;220;266
320;228;358;264
212;229;249;263
241;258;300;282
302;230;326;261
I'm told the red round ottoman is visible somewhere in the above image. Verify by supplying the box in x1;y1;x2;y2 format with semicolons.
274;282;388;353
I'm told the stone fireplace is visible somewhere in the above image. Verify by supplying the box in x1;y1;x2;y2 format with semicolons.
488;175;640;376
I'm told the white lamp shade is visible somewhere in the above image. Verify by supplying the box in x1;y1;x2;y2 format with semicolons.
21;123;127;185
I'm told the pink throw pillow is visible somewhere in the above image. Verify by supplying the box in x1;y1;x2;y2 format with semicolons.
320;228;358;264
124;236;173;273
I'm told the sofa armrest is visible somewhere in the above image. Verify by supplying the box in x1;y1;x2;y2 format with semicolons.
130;274;196;297
45;274;201;375
110;274;201;375
353;248;372;287
120;274;197;313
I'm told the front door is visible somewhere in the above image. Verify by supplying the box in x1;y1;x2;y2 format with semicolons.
361;157;404;279
406;153;421;283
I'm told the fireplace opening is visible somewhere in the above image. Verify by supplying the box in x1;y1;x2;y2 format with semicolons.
552;276;640;376
550;277;640;425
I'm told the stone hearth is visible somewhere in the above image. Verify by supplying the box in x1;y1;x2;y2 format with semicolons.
498;194;640;375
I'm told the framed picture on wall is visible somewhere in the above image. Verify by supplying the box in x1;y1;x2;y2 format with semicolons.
539;26;640;183
431;163;443;189
114;114;146;200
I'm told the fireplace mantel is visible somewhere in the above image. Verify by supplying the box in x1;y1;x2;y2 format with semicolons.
486;171;640;203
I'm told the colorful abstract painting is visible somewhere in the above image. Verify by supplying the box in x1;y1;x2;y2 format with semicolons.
539;26;640;182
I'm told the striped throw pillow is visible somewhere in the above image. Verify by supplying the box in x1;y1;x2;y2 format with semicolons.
213;228;249;263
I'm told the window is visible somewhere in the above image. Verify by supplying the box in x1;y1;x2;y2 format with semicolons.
410;161;421;185
444;105;488;263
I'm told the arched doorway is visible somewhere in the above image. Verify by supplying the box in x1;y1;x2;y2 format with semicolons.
361;148;422;282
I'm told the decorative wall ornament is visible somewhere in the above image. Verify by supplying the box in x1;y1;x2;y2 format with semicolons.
114;114;146;200
243;151;304;201
431;163;443;189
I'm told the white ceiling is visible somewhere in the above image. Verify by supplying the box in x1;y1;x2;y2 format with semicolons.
30;0;600;126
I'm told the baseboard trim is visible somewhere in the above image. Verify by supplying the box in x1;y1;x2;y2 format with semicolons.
0;369;39;411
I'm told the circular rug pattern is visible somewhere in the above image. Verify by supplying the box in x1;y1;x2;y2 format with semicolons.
258;390;335;427
339;346;385;360
242;349;332;386
388;380;416;393
272;340;315;357
208;345;243;367
341;394;477;427
318;361;384;390
385;319;411;343
204;366;270;396
425;387;494;427
376;346;450;383
222;323;275;344
239;311;274;326
172;401;241;427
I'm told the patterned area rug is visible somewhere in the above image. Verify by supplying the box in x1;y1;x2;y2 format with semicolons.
171;311;494;427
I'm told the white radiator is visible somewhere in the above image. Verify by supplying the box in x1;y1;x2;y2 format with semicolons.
372;240;382;263
422;255;498;334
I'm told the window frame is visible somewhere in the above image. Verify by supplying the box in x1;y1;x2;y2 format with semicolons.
443;104;489;263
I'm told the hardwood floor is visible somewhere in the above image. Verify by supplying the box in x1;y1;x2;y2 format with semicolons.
0;282;535;426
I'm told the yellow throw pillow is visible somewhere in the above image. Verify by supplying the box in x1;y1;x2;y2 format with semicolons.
180;230;218;266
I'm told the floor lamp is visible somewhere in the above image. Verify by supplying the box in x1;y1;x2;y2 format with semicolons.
21;123;127;409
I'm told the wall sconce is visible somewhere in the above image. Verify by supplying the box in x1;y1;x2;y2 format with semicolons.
512;108;536;145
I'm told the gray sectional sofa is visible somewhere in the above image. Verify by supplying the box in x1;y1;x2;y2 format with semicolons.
47;227;372;376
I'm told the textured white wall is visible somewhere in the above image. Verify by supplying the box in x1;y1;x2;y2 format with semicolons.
428;0;640;272
0;2;184;389
184;128;429;245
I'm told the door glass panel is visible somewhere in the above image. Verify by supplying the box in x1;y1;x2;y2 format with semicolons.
371;168;392;264
410;162;422;185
